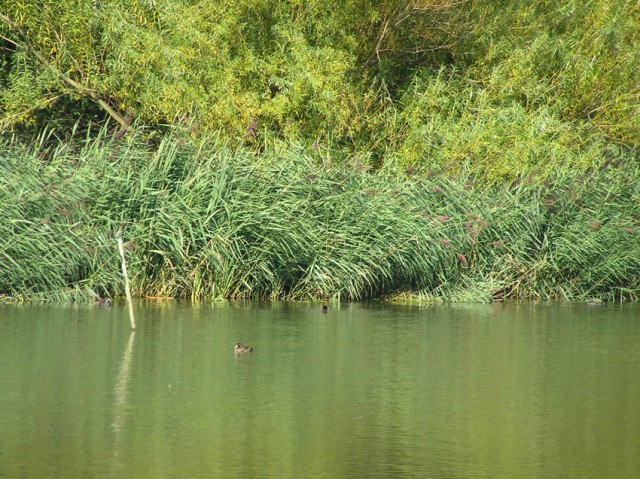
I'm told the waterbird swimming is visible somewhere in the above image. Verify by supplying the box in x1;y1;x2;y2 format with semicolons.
93;295;112;308
234;342;255;354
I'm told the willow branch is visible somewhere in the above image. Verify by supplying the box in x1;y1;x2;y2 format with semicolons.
0;13;132;131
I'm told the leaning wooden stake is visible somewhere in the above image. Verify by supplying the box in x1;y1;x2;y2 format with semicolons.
116;231;136;331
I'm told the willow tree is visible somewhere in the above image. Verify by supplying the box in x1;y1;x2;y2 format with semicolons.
0;3;130;130
451;0;640;147
1;0;459;143
4;0;636;173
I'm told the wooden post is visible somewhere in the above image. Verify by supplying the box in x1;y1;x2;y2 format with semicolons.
116;231;136;331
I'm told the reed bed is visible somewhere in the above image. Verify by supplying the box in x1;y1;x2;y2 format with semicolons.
1;130;638;303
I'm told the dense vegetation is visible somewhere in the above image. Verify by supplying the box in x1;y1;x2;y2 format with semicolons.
1;130;638;303
3;1;640;176
1;1;639;302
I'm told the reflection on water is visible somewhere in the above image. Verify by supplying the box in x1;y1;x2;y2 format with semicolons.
112;331;135;455
1;302;639;478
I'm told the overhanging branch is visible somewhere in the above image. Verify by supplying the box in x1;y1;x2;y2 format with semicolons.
0;13;133;132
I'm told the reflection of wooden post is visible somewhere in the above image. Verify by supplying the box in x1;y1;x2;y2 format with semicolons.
116;231;136;331
113;331;135;463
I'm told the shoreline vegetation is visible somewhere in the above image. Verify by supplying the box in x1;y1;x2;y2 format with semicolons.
1;1;639;303
1;130;638;304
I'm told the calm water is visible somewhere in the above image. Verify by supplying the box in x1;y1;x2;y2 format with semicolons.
1;301;639;478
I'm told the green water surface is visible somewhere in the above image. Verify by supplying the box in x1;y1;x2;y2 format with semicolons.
1;302;639;478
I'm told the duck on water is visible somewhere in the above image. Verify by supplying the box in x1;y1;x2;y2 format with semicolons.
234;342;254;354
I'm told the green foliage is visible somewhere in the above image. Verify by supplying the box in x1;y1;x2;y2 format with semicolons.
1;0;639;179
454;0;640;146
2;1;640;304
1;2;103;124
1;1;454;138
372;68;621;181
1;133;638;303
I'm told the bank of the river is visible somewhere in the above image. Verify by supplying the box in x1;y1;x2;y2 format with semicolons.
1;132;639;303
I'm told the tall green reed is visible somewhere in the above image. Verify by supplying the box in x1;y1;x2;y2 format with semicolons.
1;131;638;303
